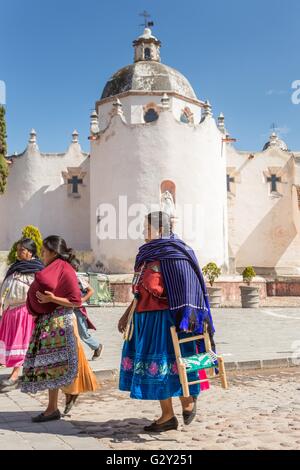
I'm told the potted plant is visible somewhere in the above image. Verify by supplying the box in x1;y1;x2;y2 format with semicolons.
240;266;260;308
202;262;222;308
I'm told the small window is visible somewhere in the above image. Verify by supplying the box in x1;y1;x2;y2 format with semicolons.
144;108;159;123
180;113;190;124
144;48;151;60
180;107;194;124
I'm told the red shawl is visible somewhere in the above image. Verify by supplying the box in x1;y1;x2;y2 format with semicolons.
27;258;81;315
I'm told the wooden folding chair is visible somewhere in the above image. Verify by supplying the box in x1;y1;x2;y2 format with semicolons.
170;324;228;397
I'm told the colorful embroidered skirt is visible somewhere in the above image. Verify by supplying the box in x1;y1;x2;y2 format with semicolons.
21;308;78;394
119;309;201;400
0;304;35;368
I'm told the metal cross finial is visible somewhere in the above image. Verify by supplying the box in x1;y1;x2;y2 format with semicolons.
271;123;277;132
139;10;154;29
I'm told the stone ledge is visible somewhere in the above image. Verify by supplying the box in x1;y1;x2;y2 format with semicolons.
92;357;299;380
225;357;298;371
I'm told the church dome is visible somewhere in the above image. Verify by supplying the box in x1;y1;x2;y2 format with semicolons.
263;132;288;151
101;28;197;100
101;61;197;100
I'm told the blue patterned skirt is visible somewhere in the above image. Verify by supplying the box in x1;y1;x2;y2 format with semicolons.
119;309;201;400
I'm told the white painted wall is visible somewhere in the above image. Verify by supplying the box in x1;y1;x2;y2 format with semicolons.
97;94;202;130
227;144;300;274
90;104;228;273
0;141;90;251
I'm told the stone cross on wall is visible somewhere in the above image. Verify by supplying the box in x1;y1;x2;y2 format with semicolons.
67;175;83;194
267;174;281;192
62;167;86;198
227;174;235;192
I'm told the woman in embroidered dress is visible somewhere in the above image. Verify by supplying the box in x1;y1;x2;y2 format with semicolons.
0;238;44;392
118;212;215;432
21;236;98;422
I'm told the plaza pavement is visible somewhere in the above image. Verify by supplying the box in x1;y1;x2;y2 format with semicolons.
1;307;300;450
1;306;300;381
84;306;300;369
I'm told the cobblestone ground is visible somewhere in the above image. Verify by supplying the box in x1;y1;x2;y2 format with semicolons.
1;368;300;450
0;391;107;450
33;368;300;450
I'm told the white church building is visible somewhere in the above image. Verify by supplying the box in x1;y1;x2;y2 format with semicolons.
1;28;299;278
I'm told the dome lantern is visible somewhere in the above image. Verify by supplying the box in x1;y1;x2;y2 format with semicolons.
133;28;161;63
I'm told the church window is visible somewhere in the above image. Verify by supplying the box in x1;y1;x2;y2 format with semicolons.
144;47;151;60
144;108;159;123
180;107;194;124
180;113;190;124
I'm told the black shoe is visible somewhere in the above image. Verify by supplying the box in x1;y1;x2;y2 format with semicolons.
92;344;104;360
182;397;197;425
144;416;178;433
32;410;61;423
64;394;79;415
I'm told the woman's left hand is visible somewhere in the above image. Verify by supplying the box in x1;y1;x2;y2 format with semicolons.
36;290;56;304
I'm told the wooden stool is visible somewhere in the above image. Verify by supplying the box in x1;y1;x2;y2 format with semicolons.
170;324;228;398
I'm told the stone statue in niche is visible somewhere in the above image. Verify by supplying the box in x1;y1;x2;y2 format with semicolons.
160;190;176;218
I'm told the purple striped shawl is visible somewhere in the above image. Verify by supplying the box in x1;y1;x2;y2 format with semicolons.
135;235;215;334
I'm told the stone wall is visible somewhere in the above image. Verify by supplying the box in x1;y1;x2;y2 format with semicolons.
215;277;267;302
107;274;268;304
267;278;300;296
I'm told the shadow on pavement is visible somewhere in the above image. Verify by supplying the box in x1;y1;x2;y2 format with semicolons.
70;417;181;444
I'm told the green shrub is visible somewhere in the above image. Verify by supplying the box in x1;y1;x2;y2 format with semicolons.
202;262;222;287
7;225;43;264
0;154;9;194
242;266;256;285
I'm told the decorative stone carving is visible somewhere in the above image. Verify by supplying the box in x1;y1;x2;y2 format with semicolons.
72;129;79;143
160;190;176;218
90;110;100;138
28;129;37;144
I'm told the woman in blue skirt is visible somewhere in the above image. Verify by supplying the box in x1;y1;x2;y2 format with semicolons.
118;211;215;433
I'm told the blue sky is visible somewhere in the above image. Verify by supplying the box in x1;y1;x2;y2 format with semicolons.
1;0;299;154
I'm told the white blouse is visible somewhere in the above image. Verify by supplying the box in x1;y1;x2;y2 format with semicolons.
0;272;35;314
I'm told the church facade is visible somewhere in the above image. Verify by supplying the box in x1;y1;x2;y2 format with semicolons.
0;28;299;276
